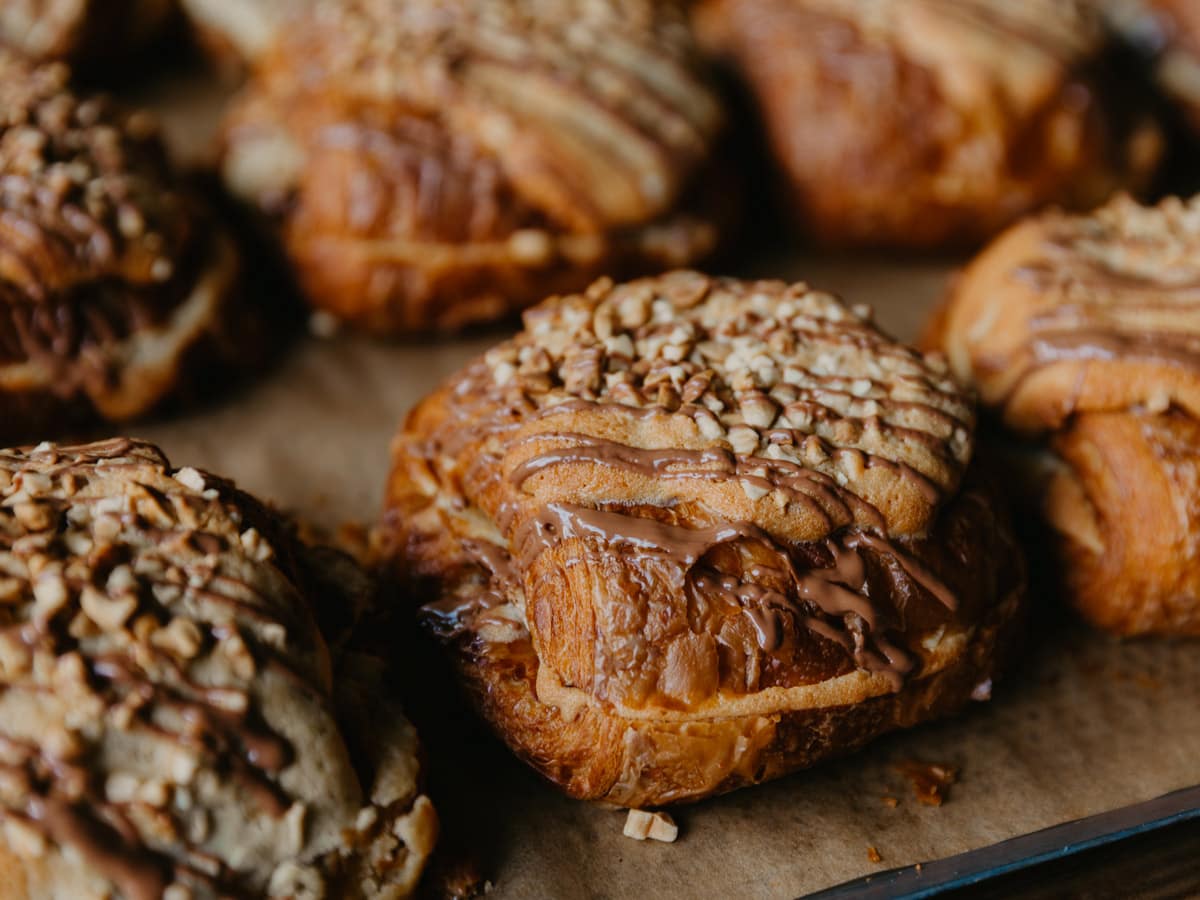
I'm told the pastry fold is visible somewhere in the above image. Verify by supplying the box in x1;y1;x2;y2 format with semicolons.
0;54;254;445
931;194;1200;635
0;439;436;899
694;0;1161;248
221;0;725;334
383;272;1026;807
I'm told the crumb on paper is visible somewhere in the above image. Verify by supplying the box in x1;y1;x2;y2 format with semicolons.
867;846;883;864
881;795;898;808
894;760;959;807
623;809;678;843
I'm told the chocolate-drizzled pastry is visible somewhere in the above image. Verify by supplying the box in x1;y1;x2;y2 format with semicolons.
693;0;1162;249
929;194;1200;635
0;55;253;445
0;439;437;898
0;0;174;66
221;0;724;334
381;271;1026;807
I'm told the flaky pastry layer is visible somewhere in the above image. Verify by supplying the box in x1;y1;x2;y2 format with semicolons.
221;0;724;333
930;194;1200;635
695;0;1161;248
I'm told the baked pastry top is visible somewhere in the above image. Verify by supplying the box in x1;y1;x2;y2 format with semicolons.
0;0;174;66
222;0;725;333
694;0;1162;248
384;272;1025;806
938;194;1200;434
931;194;1200;635
0;439;436;899
0;54;249;444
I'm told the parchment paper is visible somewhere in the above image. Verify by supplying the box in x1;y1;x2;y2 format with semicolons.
122;70;1200;900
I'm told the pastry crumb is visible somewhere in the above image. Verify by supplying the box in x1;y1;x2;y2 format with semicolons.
867;846;883;864
623;809;678;843
894;760;959;806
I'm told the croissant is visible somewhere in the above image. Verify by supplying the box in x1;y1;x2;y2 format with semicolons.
929;194;1200;635
0;439;436;898
381;272;1026;807
221;0;725;334
693;0;1162;249
0;0;173;66
0;54;255;445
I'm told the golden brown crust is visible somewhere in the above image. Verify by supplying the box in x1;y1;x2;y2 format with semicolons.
933;194;1200;635
381;272;1025;806
221;0;724;334
695;0;1162;249
0;0;173;65
0;439;436;899
1047;410;1200;634
0;55;254;445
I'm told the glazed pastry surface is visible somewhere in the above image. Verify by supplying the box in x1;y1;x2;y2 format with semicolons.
222;0;724;333
694;0;1162;248
932;194;1200;634
0;54;251;444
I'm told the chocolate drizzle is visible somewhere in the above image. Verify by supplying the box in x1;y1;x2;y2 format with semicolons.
31;797;173;900
511;501;954;690
400;274;975;700
998;197;1200;414
508;429;952;531
0;441;354;895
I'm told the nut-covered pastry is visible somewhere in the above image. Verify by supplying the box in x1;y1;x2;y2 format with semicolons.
381;271;1026;807
221;0;724;334
694;0;1162;249
929;194;1200;635
180;0;307;71
0;0;174;66
0;438;437;899
0;55;252;445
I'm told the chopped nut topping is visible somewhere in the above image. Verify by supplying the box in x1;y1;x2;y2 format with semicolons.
0;438;431;897
623;809;679;843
